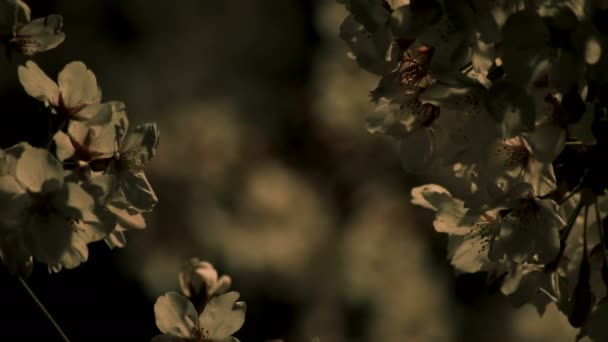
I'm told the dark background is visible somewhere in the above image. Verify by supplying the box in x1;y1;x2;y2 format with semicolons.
0;1;579;341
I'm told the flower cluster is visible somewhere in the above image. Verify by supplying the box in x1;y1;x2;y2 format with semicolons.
340;0;608;339
152;259;245;342
0;2;158;276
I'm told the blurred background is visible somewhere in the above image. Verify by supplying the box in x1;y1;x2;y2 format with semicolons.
0;1;581;341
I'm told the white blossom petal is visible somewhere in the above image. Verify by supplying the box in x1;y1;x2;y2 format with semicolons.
17;60;59;106
199;291;246;340
53;131;76;162
410;183;452;211
154;292;198;338
15;147;63;193
57;61;101;109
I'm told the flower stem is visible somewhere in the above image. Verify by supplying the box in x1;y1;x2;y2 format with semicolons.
595;198;608;267
560;199;584;242
18;277;71;342
583;205;589;254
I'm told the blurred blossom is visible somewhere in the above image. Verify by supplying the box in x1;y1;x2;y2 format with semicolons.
313;2;379;134
341;183;454;342
152;101;246;186
189;162;332;283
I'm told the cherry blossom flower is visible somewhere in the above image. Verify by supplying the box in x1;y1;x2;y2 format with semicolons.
152;291;245;342
489;185;565;264
0;144;100;271
479;135;557;198
411;183;502;273
53;101;128;178
18;60;104;120
418;80;499;165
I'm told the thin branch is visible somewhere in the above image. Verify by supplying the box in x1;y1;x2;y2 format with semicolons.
18;277;71;342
